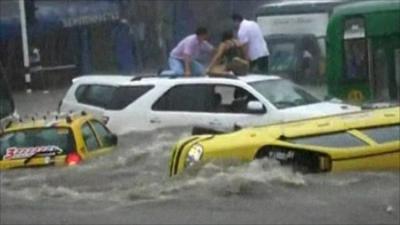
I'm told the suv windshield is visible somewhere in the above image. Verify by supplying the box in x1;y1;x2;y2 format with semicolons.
0;128;75;160
249;79;320;109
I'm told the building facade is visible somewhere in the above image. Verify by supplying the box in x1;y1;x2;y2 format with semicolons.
0;0;269;89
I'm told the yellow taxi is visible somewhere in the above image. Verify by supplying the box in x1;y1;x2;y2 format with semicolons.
170;107;400;176
0;112;117;170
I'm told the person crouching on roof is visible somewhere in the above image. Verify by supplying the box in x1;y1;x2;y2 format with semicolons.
169;27;214;77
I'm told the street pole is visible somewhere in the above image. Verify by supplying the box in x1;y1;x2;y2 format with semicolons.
18;0;32;94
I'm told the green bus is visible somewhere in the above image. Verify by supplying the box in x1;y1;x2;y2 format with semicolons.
326;0;400;103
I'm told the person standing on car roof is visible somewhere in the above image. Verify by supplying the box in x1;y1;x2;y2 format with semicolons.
169;27;214;77
232;13;270;73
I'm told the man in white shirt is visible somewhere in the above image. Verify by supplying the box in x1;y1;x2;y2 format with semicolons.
232;13;270;73
169;27;214;76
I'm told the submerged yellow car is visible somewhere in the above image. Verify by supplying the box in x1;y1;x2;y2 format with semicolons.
0;112;117;170
170;107;400;176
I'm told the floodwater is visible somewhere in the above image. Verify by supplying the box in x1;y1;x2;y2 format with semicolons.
1;88;399;224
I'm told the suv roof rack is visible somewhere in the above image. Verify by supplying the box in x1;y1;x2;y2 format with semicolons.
130;74;239;81
131;75;160;81
209;74;239;80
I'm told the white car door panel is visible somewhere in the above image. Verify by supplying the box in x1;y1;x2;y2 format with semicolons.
149;111;213;130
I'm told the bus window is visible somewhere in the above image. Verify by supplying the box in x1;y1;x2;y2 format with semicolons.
373;48;390;100
269;42;296;73
343;18;367;80
344;39;368;80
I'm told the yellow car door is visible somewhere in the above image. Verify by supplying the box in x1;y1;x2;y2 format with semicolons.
80;120;116;159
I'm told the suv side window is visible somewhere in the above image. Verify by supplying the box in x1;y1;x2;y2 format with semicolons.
75;85;116;108
75;85;153;110
82;123;100;151
107;85;153;110
212;85;258;113
152;85;213;112
91;120;114;147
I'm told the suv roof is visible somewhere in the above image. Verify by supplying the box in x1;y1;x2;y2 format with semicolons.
72;74;282;86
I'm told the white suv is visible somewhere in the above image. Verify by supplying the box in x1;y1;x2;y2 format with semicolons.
59;74;360;135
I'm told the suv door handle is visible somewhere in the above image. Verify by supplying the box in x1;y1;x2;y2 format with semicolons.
150;118;161;124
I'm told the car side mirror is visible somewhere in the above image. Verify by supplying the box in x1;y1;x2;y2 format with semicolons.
247;101;266;114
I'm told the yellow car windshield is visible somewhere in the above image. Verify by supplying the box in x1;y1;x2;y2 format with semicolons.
0;128;75;160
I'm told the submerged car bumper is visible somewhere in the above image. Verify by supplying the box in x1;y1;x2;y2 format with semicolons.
0;155;67;170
